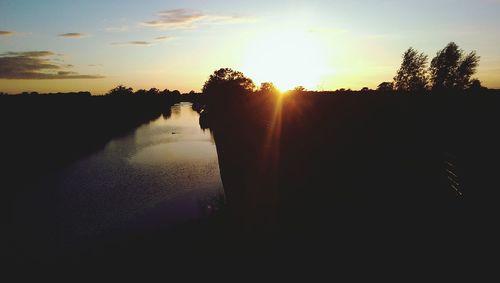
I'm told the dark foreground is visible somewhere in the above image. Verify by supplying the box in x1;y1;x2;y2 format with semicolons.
4;92;500;271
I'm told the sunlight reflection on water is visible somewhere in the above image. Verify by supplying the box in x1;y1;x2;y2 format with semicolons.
47;102;223;239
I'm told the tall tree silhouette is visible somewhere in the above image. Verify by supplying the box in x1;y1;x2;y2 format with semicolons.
429;42;480;90
202;68;255;102
393;47;428;92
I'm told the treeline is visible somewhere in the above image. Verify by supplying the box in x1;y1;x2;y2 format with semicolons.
105;85;200;97
0;91;92;97
0;88;201;97
381;42;484;92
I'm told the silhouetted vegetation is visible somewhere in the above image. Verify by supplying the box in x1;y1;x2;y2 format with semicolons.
391;42;481;93
394;47;429;92
430;42;480;90
106;85;134;96
202;68;255;106
377;81;394;92
258;82;279;95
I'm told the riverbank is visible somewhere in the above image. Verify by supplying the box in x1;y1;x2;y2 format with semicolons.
203;91;499;233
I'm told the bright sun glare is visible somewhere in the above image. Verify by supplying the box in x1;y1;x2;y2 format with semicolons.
241;31;331;91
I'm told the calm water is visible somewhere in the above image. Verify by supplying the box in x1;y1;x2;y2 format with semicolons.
17;102;223;250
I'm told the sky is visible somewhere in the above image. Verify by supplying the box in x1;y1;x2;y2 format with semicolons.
1;0;500;94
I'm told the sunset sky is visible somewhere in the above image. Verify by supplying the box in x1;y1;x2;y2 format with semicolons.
1;0;500;94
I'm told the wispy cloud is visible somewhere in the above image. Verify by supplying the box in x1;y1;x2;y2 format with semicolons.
207;15;256;24
58;32;88;38
142;9;254;29
154;36;173;41
112;36;174;47
0;30;16;36
142;9;206;29
112;41;154;47
0;51;104;79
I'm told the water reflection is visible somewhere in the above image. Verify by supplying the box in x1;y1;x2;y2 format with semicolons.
36;102;223;241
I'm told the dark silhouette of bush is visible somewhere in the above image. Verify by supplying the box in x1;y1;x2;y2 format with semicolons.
469;79;486;91
377;82;394;92
393;47;428;92
430;42;480;90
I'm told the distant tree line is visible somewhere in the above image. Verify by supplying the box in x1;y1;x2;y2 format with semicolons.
106;85;198;96
0;91;92;97
379;42;483;92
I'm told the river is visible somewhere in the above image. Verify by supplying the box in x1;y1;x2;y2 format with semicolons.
14;102;224;255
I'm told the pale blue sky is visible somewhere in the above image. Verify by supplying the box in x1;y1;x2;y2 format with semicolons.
1;0;499;93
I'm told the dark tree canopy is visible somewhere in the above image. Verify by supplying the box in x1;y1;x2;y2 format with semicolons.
393;47;428;92
147;88;160;95
430;42;480;90
106;85;133;96
202;68;255;100
259;82;279;94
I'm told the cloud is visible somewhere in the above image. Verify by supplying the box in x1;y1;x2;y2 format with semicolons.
154;36;173;41
142;9;254;29
0;30;16;36
207;15;256;24
58;32;88;38
0;51;104;79
112;41;153;46
142;9;206;29
112;37;174;47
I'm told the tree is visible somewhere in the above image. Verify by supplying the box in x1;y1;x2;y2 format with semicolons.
293;86;306;92
429;42;480;90
106;85;133;96
202;68;255;99
134;89;147;95
259;82;278;94
456;51;480;90
147;88;160;95
377;82;394;92
393;47;428;92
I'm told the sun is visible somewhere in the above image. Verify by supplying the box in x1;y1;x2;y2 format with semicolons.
240;30;331;91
